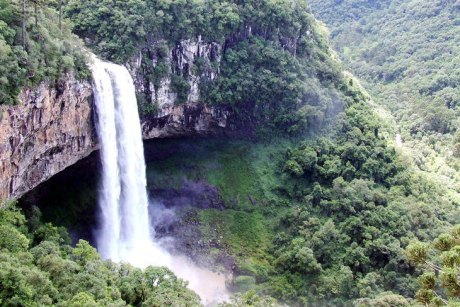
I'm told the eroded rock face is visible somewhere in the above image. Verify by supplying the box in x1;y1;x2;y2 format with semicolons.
1;96;232;202
1;83;233;202
127;37;221;108
0;76;96;201
142;103;233;139
132;39;235;139
1;38;236;202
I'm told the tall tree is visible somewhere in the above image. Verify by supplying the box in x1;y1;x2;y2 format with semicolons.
58;0;62;32
30;0;39;28
21;0;26;47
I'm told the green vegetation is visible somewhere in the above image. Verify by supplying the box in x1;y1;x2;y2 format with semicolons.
144;139;277;277
2;0;460;305
202;37;340;135
0;201;200;306
65;0;365;133
406;225;460;305
304;3;460;302
310;0;460;132
142;100;458;305
199;210;271;272
66;0;316;63
267;103;457;305
309;0;460;198
0;0;88;105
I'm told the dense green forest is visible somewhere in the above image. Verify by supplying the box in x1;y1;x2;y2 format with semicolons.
0;0;88;105
0;202;200;306
8;102;459;305
1;0;460;306
407;225;460;306
309;0;460;198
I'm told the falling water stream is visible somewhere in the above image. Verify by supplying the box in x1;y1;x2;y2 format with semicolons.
91;58;228;305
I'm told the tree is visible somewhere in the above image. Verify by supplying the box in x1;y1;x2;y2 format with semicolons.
454;131;460;158
71;240;101;266
21;0;26;46
406;226;460;305
58;0;63;32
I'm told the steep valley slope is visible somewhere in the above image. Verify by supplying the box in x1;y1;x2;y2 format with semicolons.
0;0;459;306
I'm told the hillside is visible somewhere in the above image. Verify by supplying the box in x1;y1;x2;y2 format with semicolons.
65;0;366;136
0;0;459;306
309;0;460;196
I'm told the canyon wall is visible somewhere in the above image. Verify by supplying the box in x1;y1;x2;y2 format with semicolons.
0;40;235;201
0;76;96;201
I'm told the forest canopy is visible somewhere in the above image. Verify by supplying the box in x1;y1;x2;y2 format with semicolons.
0;0;88;105
1;0;459;306
0;202;200;306
309;0;460;187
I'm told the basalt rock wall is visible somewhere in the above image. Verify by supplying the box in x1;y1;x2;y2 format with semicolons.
1;46;235;201
0;76;96;201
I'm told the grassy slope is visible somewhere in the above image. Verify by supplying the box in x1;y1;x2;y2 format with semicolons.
144;139;287;267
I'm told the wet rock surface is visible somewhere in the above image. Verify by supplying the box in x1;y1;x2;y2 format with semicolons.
1;87;236;203
18;151;100;245
127;38;221;108
0;37;246;202
141;103;235;139
146;177;235;271
149;179;225;210
152;206;237;274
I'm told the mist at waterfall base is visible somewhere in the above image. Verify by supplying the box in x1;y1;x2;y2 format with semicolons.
91;58;229;305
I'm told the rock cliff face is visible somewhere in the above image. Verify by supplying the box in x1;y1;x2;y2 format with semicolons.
127;37;221;109
141;103;233;139
0;76;96;201
133;39;237;140
0;40;235;201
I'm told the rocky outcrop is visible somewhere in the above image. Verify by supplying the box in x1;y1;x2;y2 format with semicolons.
131;38;235;139
127;37;221;108
1;83;234;202
0;76;96;201
142;103;233;139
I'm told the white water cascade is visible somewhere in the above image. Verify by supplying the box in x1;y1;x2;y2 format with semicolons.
91;58;229;305
91;58;171;266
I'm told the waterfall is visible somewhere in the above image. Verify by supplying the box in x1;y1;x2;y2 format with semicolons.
91;58;170;267
91;57;229;304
